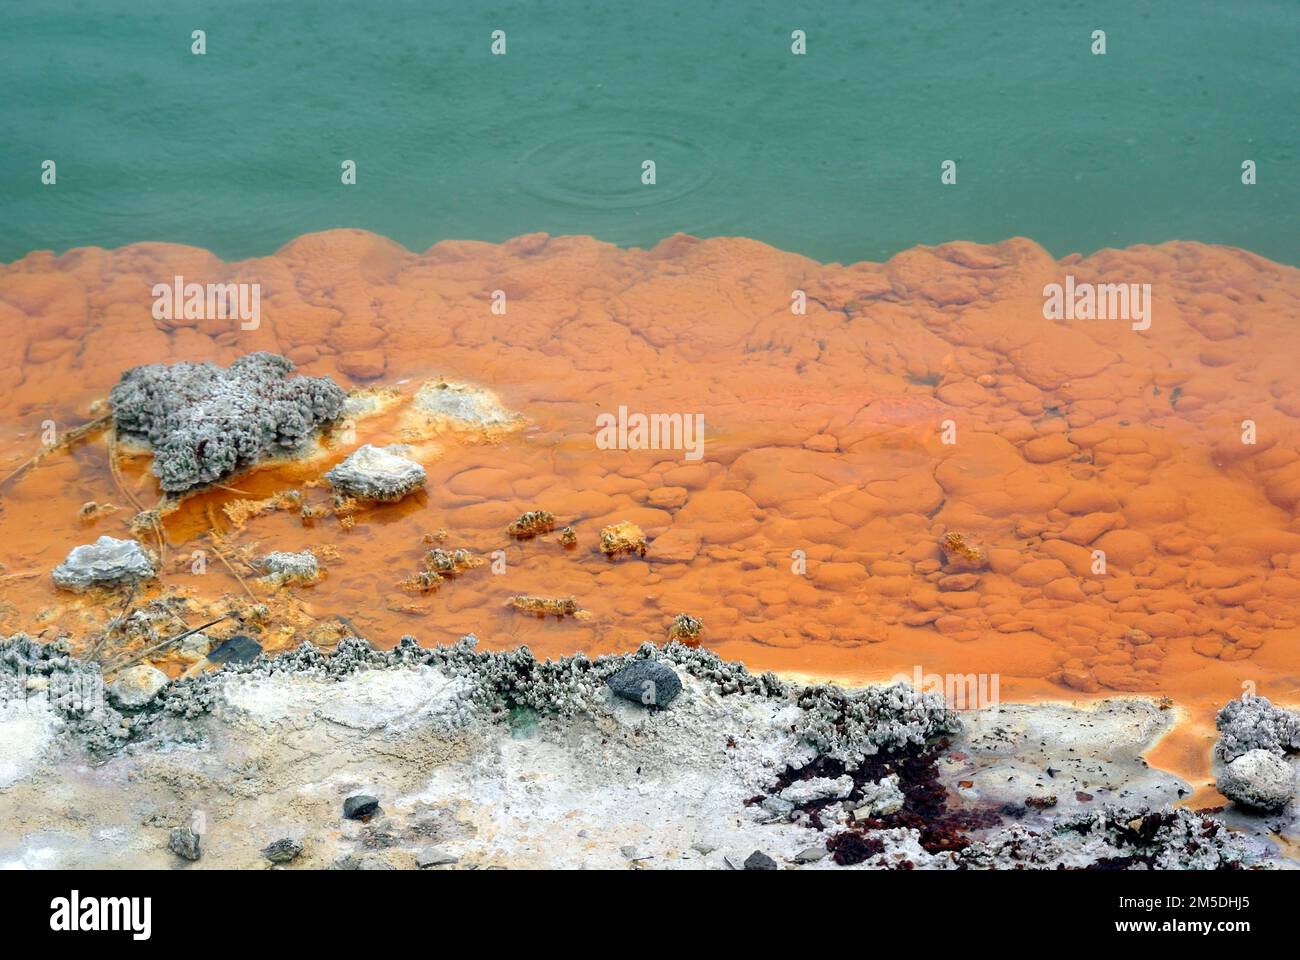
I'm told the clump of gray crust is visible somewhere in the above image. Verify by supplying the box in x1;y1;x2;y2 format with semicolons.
109;352;345;493
794;684;959;768
1215;695;1300;762
968;805;1257;871
217;636;781;720
260;550;319;583
0;634;130;752
51;536;156;592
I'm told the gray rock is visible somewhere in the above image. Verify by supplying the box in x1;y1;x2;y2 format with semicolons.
1217;750;1295;812
262;838;304;863
415;847;458;868
207;634;263;665
606;660;682;708
52;536;155;592
168;827;201;861
177;633;211;662
108;665;168;709
343;794;381;820
793;846;828;863
1215;696;1300;762
691;842;716;856
260;550;319;583
261;548;317;580
110;352;345;493
760;796;796;818
743;850;778;871
325;444;426;502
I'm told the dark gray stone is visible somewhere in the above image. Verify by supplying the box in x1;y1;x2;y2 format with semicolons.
208;634;263;665
343;794;381;820
606;660;682;708
743;850;778;871
262;838;304;863
168;827;201;861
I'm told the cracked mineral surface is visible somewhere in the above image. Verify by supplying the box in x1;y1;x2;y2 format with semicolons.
0;634;1291;870
1;230;1299;818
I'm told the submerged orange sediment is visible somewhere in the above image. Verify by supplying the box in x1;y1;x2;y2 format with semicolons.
1;230;1299;791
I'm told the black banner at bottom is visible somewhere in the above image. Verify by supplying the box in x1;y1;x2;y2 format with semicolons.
0;868;1283;946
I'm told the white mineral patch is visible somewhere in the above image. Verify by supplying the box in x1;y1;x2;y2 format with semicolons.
219;666;475;733
0;698;61;789
411;379;520;430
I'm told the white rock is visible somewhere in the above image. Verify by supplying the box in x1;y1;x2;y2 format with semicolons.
325;444;425;502
108;664;169;709
1218;749;1295;812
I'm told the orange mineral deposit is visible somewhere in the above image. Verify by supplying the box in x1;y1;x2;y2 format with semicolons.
2;230;1299;795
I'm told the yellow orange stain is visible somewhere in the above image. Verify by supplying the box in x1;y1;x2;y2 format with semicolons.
1;230;1299;790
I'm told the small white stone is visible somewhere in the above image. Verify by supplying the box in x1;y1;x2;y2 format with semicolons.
108;664;169;709
1218;749;1295;812
325;444;425;502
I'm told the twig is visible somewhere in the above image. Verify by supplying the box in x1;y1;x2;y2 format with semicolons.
204;502;256;600
0;570;41;582
106;426;146;514
86;584;137;663
0;414;112;489
102;612;236;676
210;535;256;601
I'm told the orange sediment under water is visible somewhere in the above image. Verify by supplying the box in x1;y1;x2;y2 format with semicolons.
2;230;1299;795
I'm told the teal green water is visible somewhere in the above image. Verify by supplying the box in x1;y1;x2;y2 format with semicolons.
2;0;1296;265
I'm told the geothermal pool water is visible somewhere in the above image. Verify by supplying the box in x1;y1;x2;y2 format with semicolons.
2;229;1298;805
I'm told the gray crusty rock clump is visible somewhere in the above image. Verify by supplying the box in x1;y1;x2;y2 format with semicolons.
0;634;217;752
109;352;345;493
794;683;959;768
51;536;156;592
1215;695;1300;762
260;550;320;584
953;805;1256;870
